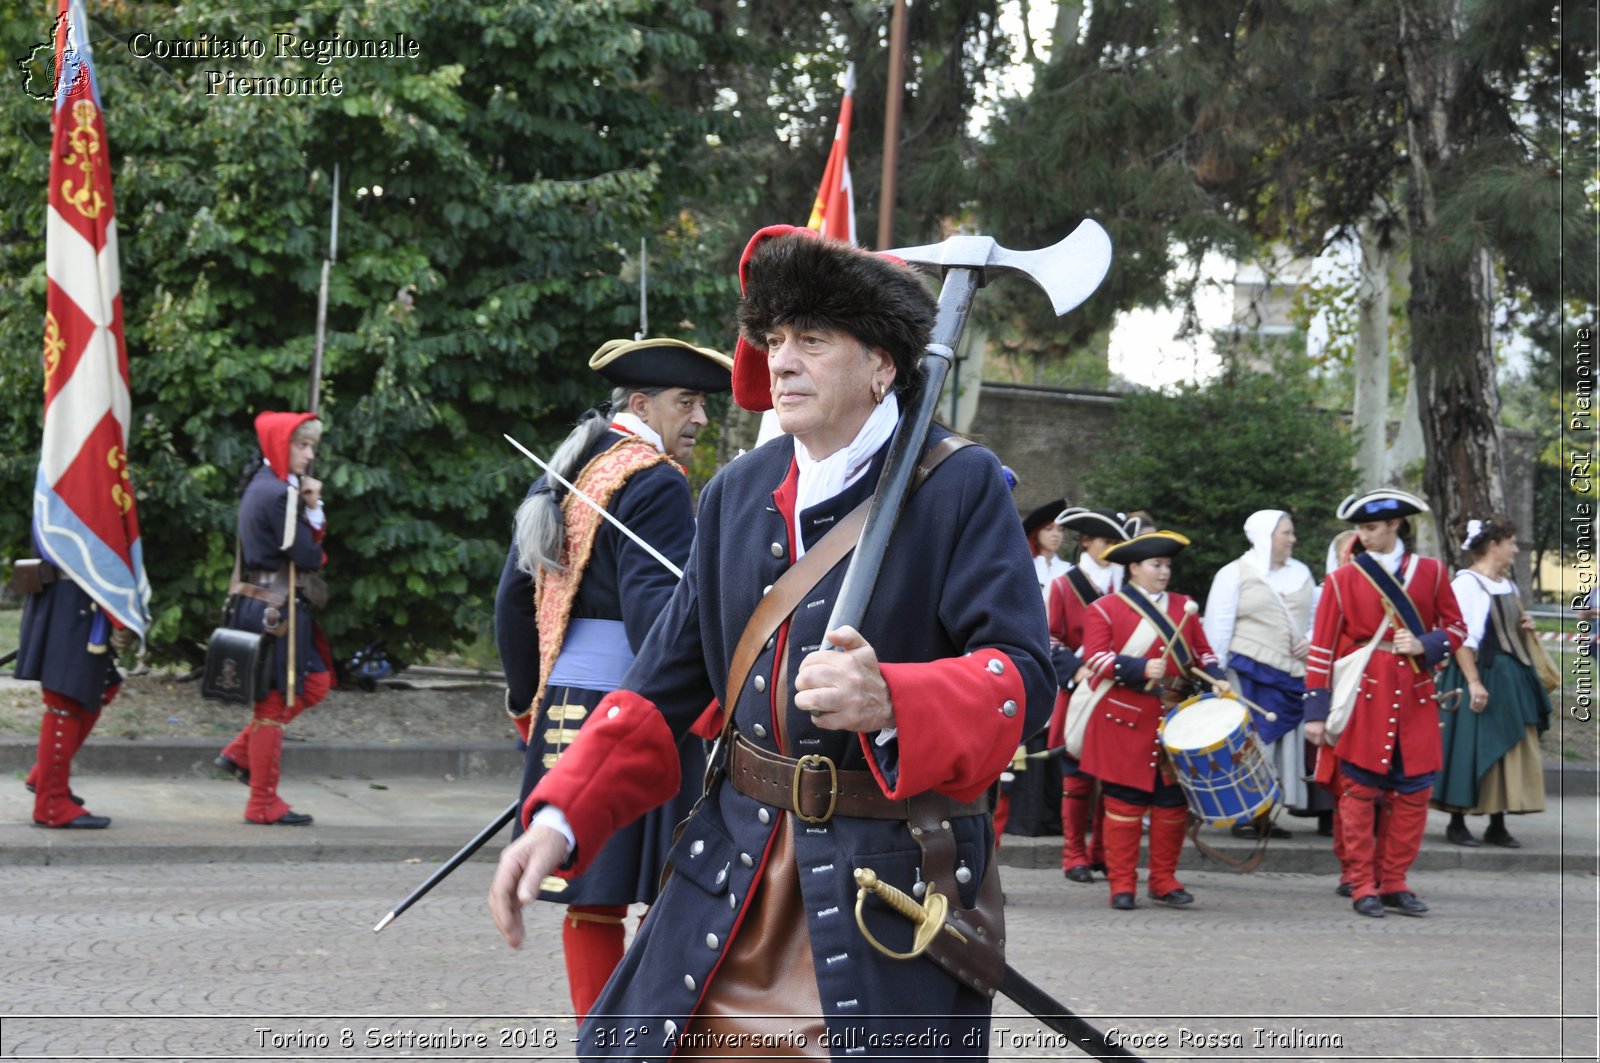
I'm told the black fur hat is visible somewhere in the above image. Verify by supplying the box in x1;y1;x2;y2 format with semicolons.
732;227;936;412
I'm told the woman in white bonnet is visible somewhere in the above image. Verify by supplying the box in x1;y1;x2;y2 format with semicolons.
1203;510;1320;837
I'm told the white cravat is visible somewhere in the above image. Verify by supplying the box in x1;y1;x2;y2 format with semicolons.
791;394;899;559
611;411;666;455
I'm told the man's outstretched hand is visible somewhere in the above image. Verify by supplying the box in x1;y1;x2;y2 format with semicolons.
488;826;569;949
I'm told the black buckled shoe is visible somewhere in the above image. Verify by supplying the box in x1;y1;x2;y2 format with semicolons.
1089;861;1107;874
1445;820;1479;847
1110;892;1137;910
247;811;313;826
1482;825;1521;848
214;755;250;786
1352;895;1386;918
35;813;111;829
1063;864;1095;883
1335;882;1354;898
1380;891;1429;916
1148;887;1194;907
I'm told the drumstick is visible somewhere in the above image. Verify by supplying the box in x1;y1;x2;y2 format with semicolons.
1154;600;1199;675
1189;670;1278;723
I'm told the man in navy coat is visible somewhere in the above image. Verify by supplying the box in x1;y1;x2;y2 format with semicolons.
493;336;731;1017
490;227;1053;1060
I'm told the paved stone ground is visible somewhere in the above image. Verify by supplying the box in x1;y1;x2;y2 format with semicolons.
0;859;1594;1062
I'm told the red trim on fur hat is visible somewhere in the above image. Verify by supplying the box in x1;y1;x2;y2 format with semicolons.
732;225;816;412
730;225;926;414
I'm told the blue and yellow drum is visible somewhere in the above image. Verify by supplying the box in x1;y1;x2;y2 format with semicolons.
1158;693;1280;827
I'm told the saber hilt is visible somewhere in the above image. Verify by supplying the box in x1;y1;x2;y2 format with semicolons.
853;867;964;961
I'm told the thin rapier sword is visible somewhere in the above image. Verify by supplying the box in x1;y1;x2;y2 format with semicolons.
502;433;683;579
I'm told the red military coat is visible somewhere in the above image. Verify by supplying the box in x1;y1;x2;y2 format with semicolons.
1078;587;1224;792
1045;567;1105;748
1304;552;1465;782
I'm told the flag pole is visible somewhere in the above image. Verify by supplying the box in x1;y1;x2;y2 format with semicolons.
876;0;907;250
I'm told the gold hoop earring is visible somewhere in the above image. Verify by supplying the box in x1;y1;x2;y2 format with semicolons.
872;381;887;405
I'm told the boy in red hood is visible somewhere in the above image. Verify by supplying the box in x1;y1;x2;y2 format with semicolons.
214;412;331;825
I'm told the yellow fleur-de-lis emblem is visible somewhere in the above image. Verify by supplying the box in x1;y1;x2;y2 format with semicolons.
43;311;64;389
60;100;105;220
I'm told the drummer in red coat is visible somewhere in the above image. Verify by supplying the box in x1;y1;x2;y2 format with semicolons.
1078;530;1230;910
1303;489;1466;918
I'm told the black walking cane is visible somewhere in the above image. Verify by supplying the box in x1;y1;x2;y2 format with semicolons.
373;800;519;933
828;224;1140;1062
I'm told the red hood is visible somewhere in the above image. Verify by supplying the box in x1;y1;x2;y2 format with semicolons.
254;411;318;481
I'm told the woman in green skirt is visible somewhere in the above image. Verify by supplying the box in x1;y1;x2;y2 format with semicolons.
1434;517;1552;847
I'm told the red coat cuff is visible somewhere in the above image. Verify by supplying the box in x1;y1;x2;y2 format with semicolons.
522;689;681;876
866;649;1026;803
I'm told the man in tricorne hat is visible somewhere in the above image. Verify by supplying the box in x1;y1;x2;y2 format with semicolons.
1078;529;1230;910
493;336;731;1017
1302;489;1465;918
1045;507;1129;882
489;226;1052;1058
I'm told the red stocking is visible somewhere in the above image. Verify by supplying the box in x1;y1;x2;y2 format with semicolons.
243;716;292;823
1060;775;1094;871
1336;779;1382;900
1377;787;1431;896
1145;805;1190;897
563;904;628;1018
31;697;94;826
1100;797;1147;899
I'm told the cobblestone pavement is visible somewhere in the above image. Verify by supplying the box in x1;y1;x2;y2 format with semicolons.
0;859;1594;1062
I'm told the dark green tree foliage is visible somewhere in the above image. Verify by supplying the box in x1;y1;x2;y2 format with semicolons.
1082;371;1358;594
0;1;743;660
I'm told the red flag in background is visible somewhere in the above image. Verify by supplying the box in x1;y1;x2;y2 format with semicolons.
35;0;151;639
756;64;860;446
806;63;856;244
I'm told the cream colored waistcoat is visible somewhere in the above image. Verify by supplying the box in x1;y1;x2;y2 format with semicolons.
1229;564;1313;677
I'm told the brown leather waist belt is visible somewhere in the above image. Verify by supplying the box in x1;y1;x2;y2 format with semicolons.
232;583;285;606
727;733;988;824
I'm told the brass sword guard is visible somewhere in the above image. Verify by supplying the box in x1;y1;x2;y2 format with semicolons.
853;867;966;961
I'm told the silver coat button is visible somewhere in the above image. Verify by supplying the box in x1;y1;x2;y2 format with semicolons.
955;866;973;884
752;723;768;738
740;852;754;867
684;974;696;991
771;542;784;557
706;933;720;949
757;808;771;824
1001;700;1017;717
987;659;1005;675
754;675;766;692
689;840;704;856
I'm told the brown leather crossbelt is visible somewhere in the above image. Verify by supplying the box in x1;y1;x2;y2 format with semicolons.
727;733;987;824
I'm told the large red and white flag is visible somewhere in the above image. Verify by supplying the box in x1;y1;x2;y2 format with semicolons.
35;0;150;638
806;63;856;244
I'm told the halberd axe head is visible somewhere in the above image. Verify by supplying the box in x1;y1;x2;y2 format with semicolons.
884;220;1113;317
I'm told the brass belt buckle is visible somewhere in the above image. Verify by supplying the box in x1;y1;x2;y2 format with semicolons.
792;754;838;824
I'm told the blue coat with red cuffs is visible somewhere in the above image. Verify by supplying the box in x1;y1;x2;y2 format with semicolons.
526;424;1053;1059
1077;588;1226;793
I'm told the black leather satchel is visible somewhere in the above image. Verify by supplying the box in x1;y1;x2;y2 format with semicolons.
201;625;274;705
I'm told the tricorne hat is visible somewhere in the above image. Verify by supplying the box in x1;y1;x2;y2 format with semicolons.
589;337;732;394
1022;498;1067;538
1055;506;1129;542
1100;530;1191;565
1336;488;1429;523
731;225;936;413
